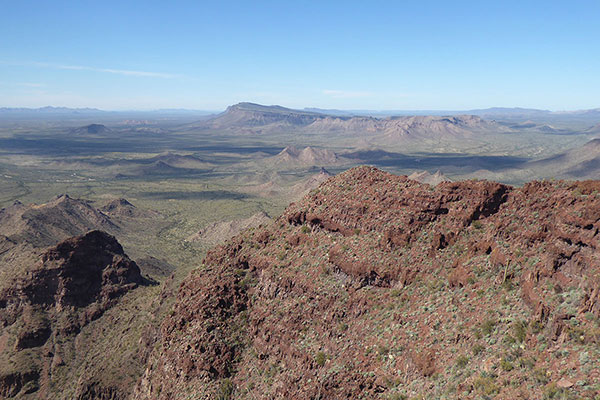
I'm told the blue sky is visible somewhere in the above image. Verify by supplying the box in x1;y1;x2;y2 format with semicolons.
1;1;599;111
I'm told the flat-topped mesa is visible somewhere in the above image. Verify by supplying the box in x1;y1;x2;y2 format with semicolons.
196;103;504;140
211;103;323;128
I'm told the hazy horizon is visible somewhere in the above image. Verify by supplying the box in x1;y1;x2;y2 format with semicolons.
1;103;598;114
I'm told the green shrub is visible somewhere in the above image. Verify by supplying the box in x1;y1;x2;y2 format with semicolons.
473;376;499;396
482;318;498;336
542;382;568;399
533;368;549;384
512;320;528;343
455;354;469;368
500;358;514;371
216;378;235;400
472;344;485;356
315;351;327;367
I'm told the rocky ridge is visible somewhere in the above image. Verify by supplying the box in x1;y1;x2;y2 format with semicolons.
134;166;600;399
0;231;143;398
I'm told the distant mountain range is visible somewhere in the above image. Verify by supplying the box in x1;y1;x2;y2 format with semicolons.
303;106;557;117
187;102;513;143
2;103;599;120
0;106;214;120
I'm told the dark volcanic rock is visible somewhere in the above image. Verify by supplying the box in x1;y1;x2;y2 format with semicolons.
0;230;142;398
2;230;142;313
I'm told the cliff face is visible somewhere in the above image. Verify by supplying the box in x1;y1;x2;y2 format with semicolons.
0;231;143;399
134;166;600;400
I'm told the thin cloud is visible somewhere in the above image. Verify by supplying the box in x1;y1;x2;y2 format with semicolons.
0;81;46;88
20;82;46;87
322;89;374;99
1;61;181;79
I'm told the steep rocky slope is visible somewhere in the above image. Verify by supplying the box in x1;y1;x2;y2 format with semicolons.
0;231;143;398
0;196;173;400
135;166;600;399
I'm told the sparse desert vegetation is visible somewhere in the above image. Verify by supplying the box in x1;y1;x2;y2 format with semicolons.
2;104;600;398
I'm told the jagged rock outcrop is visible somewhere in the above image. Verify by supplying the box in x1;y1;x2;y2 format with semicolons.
134;166;600;399
0;230;143;398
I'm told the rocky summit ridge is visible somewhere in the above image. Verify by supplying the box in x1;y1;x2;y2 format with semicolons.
133;166;600;399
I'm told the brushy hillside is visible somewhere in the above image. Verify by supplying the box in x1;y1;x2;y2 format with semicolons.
0;231;144;398
134;166;600;399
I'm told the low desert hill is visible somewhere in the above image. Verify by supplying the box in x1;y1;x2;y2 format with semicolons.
0;194;117;249
134;166;600;399
70;124;111;135
305;114;507;141
148;153;212;169
408;170;451;185
188;211;272;246
585;123;600;135
528;138;600;179
269;146;342;167
239;168;333;199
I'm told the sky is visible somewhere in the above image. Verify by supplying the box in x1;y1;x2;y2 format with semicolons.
1;1;599;111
